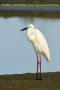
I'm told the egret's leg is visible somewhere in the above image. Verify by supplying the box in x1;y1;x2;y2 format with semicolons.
36;52;39;80
40;54;42;80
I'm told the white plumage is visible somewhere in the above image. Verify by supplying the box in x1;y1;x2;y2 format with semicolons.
20;24;50;80
27;24;50;62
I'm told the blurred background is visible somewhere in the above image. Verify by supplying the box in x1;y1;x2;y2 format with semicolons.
0;16;60;74
0;0;60;75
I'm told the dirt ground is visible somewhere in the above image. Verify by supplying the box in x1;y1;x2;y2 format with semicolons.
0;72;60;89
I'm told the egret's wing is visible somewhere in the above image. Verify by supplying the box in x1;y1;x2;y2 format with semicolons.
35;29;50;62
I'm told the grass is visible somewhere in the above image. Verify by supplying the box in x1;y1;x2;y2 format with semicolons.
0;72;60;89
0;0;60;4
0;10;60;18
1;3;60;7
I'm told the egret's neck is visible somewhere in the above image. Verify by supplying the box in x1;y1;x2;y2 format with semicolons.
28;28;34;34
27;28;35;43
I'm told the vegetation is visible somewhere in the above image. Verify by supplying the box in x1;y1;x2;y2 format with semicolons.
0;72;60;89
0;0;60;4
0;10;60;18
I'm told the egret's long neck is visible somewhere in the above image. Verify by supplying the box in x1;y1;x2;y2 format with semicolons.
27;28;35;43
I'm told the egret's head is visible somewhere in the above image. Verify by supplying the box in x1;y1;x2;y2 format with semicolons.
20;24;35;31
28;24;35;30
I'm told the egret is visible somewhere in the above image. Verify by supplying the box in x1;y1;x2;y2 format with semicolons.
20;24;50;80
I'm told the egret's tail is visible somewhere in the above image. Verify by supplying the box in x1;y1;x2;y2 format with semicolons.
45;50;50;62
43;48;50;63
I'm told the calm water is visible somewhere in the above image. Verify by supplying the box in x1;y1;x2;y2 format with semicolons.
0;17;60;74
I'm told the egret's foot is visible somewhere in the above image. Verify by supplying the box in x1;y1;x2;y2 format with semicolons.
36;78;38;80
36;78;43;80
39;78;43;80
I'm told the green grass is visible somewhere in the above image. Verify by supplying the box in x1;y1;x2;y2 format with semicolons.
0;0;60;4
0;10;60;18
0;72;60;89
1;3;60;7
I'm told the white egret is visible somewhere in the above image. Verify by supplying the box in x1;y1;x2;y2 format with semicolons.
20;24;50;80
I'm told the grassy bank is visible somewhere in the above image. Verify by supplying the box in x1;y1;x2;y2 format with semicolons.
0;10;60;18
0;72;60;89
0;0;60;4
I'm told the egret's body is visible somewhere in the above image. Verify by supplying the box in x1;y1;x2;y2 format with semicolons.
27;28;50;61
20;24;50;80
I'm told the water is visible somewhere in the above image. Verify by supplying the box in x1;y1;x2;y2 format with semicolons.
0;17;60;74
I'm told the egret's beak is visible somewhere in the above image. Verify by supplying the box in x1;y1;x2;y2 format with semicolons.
20;27;28;31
